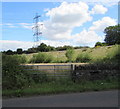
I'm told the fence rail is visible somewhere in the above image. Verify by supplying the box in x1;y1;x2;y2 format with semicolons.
22;64;74;78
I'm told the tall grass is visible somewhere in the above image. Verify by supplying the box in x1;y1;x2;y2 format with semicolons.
91;45;120;67
21;45;120;64
12;55;27;63
30;52;54;63
3;78;118;97
76;52;91;63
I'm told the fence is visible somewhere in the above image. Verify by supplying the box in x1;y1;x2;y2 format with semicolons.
23;64;74;78
72;64;119;82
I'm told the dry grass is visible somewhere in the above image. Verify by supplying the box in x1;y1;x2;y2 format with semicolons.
22;44;119;63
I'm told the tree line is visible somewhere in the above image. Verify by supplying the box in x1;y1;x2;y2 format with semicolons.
2;43;89;55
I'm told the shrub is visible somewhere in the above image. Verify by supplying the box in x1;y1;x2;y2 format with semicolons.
76;53;91;63
30;52;54;63
31;73;48;83
2;54;31;90
12;55;27;64
65;48;75;62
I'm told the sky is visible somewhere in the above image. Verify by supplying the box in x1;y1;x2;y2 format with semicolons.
0;0;119;51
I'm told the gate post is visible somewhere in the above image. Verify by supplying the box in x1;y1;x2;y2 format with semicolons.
70;64;74;79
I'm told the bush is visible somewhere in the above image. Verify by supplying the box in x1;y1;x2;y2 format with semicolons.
65;48;75;62
31;73;48;83
2;54;31;90
76;53;91;63
30;52;54;63
12;55;27;64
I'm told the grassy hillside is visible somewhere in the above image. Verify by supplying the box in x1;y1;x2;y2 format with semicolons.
22;44;119;63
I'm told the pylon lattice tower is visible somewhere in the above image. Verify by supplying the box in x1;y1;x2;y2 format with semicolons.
32;13;42;47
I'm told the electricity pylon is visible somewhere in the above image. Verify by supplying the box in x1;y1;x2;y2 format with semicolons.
32;13;42;47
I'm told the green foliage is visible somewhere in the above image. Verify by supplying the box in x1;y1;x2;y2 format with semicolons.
37;43;55;52
65;48;75;62
37;43;48;52
74;46;89;49
76;53;91;63
12;55;27;63
30;52;54;63
16;48;23;54
5;50;14;55
3;78;118;97
31;73;48;83
26;47;37;53
56;45;73;51
2;54;31;90
104;24;120;45
95;42;103;47
95;42;108;47
102;46;120;65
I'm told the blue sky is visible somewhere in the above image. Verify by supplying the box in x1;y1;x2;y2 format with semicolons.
1;0;119;51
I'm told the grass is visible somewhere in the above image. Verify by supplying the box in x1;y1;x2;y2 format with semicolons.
21;44;120;63
2;45;119;98
3;78;118;98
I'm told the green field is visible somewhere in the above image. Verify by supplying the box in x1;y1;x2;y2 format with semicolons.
21;44;119;63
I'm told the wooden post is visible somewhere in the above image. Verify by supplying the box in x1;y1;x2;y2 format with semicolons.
70;64;73;77
54;65;55;78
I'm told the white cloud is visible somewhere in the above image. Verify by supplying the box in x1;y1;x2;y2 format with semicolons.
73;30;103;46
0;40;72;51
90;4;108;14
42;40;71;47
89;17;117;32
1;23;33;29
43;1;92;40
80;0;119;6
1;40;33;51
1;23;17;28
42;2;116;46
18;23;33;29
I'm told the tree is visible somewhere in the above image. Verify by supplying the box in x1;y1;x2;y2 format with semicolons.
17;48;23;54
27;47;37;54
56;45;73;51
37;43;48;52
95;42;103;47
6;50;14;55
104;24;120;45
